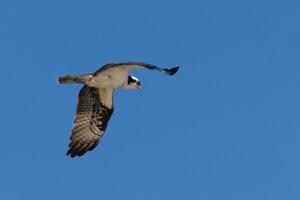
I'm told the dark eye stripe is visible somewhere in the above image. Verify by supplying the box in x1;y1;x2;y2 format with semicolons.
127;76;135;84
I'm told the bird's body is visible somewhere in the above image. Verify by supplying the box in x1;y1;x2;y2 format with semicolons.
58;62;179;157
59;68;128;90
88;67;129;89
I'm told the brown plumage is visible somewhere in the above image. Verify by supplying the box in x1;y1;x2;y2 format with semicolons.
66;85;114;157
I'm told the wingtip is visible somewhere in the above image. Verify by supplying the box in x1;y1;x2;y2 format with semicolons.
66;148;78;158
66;151;79;158
66;150;72;157
164;66;179;76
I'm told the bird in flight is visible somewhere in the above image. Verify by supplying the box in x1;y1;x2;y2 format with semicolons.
58;62;179;157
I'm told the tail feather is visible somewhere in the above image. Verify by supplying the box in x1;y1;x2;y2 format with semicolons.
58;75;76;84
57;74;90;84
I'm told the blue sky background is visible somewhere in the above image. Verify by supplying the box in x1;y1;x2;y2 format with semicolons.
1;0;300;199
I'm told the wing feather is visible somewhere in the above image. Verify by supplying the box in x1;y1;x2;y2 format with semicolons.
66;85;114;157
94;62;179;76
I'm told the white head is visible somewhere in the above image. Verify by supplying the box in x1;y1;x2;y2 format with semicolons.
121;75;142;89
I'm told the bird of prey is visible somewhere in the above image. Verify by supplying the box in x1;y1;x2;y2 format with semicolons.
58;62;179;157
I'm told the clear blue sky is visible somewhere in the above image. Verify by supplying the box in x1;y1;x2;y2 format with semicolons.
1;0;299;199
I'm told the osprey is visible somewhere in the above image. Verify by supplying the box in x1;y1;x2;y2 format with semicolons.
58;62;179;157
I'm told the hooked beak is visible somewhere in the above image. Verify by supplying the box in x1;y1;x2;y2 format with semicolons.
137;81;142;89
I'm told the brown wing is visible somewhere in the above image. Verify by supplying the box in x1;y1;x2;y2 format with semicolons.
66;85;114;157
94;62;179;76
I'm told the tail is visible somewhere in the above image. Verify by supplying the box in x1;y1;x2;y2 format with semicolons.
57;74;90;84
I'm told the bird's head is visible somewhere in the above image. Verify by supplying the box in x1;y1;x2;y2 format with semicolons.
122;75;142;89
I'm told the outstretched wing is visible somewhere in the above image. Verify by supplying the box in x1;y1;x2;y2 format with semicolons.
94;62;179;76
67;85;114;157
